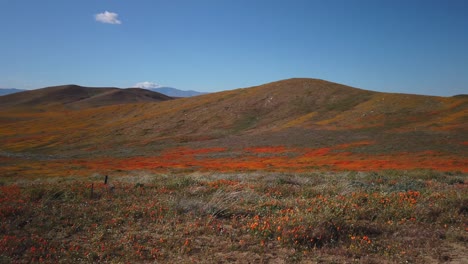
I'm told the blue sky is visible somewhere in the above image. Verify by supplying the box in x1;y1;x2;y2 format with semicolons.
1;0;467;96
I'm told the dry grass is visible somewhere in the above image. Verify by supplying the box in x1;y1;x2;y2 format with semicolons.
1;170;466;263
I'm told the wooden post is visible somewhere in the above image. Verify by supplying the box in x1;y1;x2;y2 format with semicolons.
104;175;108;185
90;183;94;199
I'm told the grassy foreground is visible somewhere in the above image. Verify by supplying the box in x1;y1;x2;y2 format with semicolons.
1;170;467;263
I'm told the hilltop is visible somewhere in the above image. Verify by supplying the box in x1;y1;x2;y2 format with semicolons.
0;84;173;110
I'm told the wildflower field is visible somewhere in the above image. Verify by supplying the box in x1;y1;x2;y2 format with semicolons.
1;170;466;263
1;75;467;263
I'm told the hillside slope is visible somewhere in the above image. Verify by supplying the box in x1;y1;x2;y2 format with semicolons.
0;78;466;161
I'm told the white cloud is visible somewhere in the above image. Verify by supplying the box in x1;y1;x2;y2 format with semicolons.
133;82;162;89
95;11;122;24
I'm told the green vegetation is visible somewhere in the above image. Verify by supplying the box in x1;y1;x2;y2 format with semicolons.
324;92;372;112
231;114;258;133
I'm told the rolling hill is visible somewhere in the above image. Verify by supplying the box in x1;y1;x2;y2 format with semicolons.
0;78;466;172
0;84;173;110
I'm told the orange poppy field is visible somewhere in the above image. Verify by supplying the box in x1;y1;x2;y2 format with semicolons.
1;141;467;263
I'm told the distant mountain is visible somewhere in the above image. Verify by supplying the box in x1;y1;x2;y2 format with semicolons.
0;88;26;96
0;84;173;110
148;87;206;97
